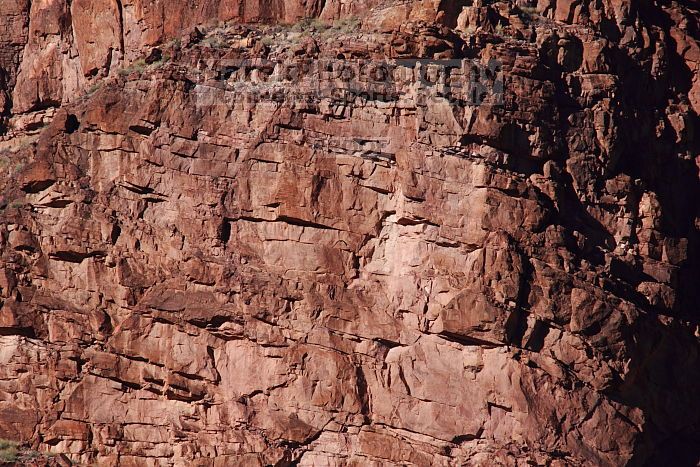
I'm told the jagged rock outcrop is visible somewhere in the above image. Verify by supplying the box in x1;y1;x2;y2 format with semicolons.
1;0;385;120
1;1;699;466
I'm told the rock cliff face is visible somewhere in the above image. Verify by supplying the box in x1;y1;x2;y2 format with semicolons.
1;0;699;465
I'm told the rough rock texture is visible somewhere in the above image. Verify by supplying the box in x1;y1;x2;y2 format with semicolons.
1;0;700;466
1;0;381;120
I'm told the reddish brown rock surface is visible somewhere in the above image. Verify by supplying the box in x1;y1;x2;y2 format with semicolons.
1;1;699;466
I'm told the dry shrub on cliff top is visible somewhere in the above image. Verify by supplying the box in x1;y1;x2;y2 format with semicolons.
0;439;18;463
0;440;50;464
117;58;147;76
202;35;228;48
518;5;540;21
292;17;330;33
86;82;102;95
329;16;361;35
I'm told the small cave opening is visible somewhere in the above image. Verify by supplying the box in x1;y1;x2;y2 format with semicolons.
219;220;232;244
65;114;80;133
110;224;122;245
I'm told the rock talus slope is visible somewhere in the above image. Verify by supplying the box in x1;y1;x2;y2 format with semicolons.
1;0;700;465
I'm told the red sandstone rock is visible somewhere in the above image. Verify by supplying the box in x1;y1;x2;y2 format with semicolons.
0;1;699;466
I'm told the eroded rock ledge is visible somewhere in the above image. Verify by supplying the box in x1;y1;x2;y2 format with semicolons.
0;1;699;466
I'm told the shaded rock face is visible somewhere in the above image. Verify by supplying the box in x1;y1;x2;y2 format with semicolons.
1;0;699;466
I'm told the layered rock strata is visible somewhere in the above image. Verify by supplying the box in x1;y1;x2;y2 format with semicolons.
0;1;699;466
